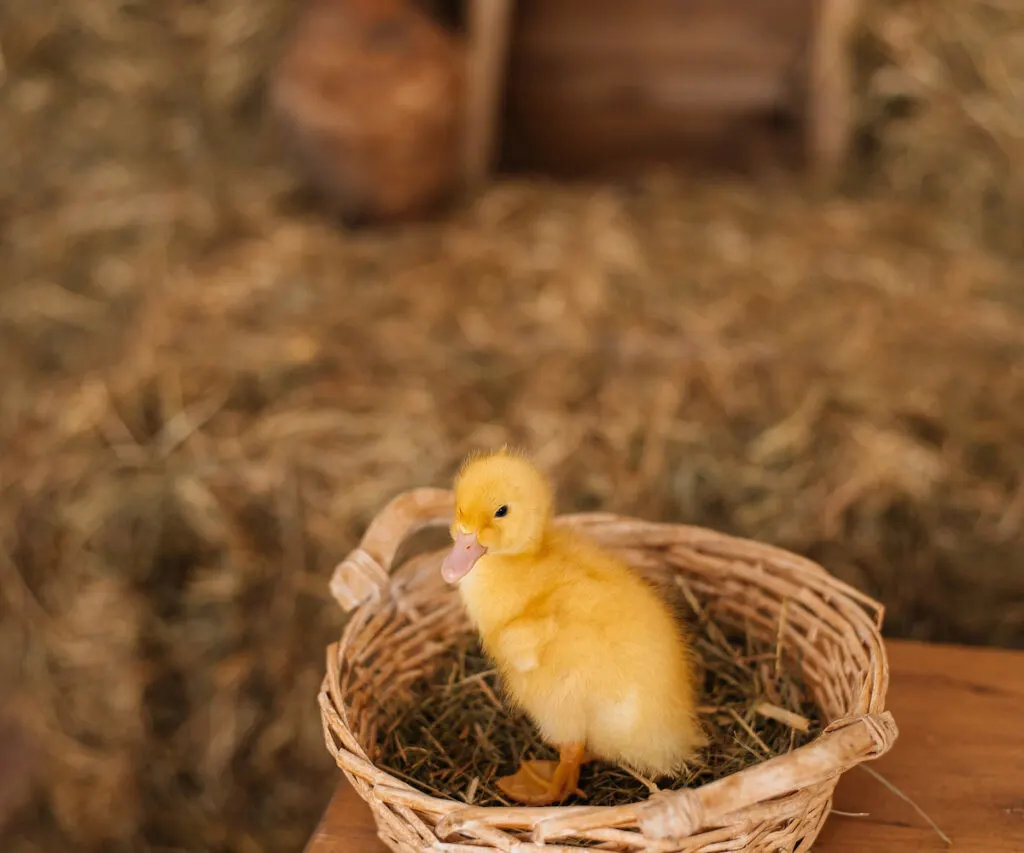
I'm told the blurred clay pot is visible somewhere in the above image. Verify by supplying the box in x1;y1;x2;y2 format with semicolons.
271;0;465;224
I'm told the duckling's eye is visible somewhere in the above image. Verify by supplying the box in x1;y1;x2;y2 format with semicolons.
494;505;509;518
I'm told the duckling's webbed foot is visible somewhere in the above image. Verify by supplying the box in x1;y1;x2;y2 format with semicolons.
497;743;589;805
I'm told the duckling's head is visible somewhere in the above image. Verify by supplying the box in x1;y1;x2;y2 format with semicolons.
440;449;553;583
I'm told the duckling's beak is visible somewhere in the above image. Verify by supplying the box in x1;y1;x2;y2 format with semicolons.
441;531;487;583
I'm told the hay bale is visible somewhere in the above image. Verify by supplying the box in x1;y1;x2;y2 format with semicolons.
852;0;1024;253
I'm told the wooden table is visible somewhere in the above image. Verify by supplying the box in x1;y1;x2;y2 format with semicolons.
305;640;1024;852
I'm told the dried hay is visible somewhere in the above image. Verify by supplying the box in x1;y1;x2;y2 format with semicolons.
0;0;1022;851
853;0;1024;255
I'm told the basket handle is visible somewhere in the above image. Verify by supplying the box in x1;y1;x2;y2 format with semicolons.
633;711;898;842
329;488;454;612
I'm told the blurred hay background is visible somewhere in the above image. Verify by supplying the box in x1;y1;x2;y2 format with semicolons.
0;0;1022;851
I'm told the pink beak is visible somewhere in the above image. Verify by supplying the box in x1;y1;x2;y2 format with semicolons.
441;531;487;584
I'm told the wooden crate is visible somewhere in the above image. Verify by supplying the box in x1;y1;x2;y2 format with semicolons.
462;0;859;185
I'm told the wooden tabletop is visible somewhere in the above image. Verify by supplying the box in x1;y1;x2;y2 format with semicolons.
305;639;1024;852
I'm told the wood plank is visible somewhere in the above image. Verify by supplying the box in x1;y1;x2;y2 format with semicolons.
807;0;860;187
462;0;514;188
815;638;1024;852
304;639;1024;853
304;783;381;853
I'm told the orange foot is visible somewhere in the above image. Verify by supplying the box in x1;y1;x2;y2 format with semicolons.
496;743;591;806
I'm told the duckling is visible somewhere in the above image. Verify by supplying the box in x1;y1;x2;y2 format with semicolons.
440;449;706;806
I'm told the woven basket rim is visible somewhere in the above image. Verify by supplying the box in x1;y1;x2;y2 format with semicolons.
320;487;898;848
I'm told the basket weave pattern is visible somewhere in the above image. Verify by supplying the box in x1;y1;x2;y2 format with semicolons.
320;488;897;853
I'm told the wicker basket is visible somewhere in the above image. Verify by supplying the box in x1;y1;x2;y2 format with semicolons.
320;488;898;853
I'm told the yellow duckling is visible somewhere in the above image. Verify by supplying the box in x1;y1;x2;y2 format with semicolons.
440;449;706;805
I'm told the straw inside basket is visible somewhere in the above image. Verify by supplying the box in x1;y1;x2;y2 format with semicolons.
373;587;823;808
